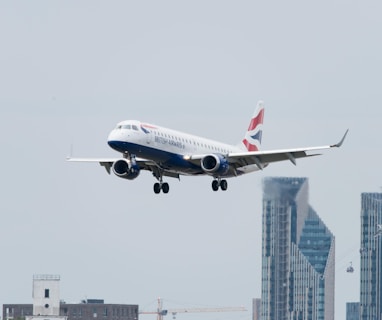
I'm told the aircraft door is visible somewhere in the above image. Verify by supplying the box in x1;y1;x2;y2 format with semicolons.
146;131;154;145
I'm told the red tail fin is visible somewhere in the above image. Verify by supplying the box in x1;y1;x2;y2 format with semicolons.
242;101;265;151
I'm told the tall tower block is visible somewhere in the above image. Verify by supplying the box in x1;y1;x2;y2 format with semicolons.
360;193;382;320
261;177;335;320
32;275;61;316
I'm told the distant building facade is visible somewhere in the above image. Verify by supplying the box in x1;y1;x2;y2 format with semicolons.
29;274;64;320
3;302;138;320
3;275;138;320
360;193;382;320
346;302;359;320
261;177;335;320
252;298;260;320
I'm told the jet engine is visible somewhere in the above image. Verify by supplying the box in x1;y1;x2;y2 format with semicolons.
112;159;140;180
201;154;229;176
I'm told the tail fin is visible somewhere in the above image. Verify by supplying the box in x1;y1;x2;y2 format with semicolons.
241;101;265;151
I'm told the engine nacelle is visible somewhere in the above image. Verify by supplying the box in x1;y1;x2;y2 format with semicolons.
112;159;140;180
201;154;229;176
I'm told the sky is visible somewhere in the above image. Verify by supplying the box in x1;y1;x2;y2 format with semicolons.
1;1;381;319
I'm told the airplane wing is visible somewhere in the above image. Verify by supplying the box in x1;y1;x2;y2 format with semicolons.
185;129;348;172
66;157;180;179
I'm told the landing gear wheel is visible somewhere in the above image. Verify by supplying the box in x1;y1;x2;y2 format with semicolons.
154;183;161;194
211;179;228;191
153;182;170;194
162;182;170;194
212;180;219;191
220;179;228;191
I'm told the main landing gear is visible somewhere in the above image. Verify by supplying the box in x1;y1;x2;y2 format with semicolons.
153;181;169;194
212;178;228;191
152;170;170;194
151;170;228;194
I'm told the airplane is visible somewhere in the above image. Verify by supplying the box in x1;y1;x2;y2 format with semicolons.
67;101;348;194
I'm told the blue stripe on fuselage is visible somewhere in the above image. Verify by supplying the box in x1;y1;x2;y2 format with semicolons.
108;140;203;174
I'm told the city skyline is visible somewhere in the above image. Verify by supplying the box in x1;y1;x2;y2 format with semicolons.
5;189;382;320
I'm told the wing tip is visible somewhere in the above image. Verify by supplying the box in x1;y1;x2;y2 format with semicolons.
331;129;349;148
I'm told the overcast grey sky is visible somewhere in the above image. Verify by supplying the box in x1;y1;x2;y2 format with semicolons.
1;1;381;319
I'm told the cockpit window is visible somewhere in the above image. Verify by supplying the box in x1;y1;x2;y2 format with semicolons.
115;124;140;131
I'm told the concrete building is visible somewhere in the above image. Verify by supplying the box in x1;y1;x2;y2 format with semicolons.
3;275;66;320
261;177;335;320
360;193;382;320
3;275;138;320
29;274;63;319
3;301;138;320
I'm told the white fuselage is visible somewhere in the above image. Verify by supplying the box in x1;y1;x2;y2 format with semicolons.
107;120;253;176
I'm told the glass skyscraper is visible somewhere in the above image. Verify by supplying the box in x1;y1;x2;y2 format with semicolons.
346;302;360;320
261;177;335;320
360;193;382;320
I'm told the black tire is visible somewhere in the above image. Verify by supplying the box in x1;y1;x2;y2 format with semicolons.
162;182;170;194
154;183;161;194
220;179;228;191
212;180;219;191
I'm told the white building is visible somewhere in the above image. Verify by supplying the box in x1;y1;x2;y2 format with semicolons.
26;275;67;320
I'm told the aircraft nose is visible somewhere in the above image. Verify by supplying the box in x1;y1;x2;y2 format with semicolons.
107;129;118;142
108;139;119;150
107;130;123;151
107;129;124;144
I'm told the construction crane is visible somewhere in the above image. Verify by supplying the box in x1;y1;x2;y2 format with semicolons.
139;297;247;320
